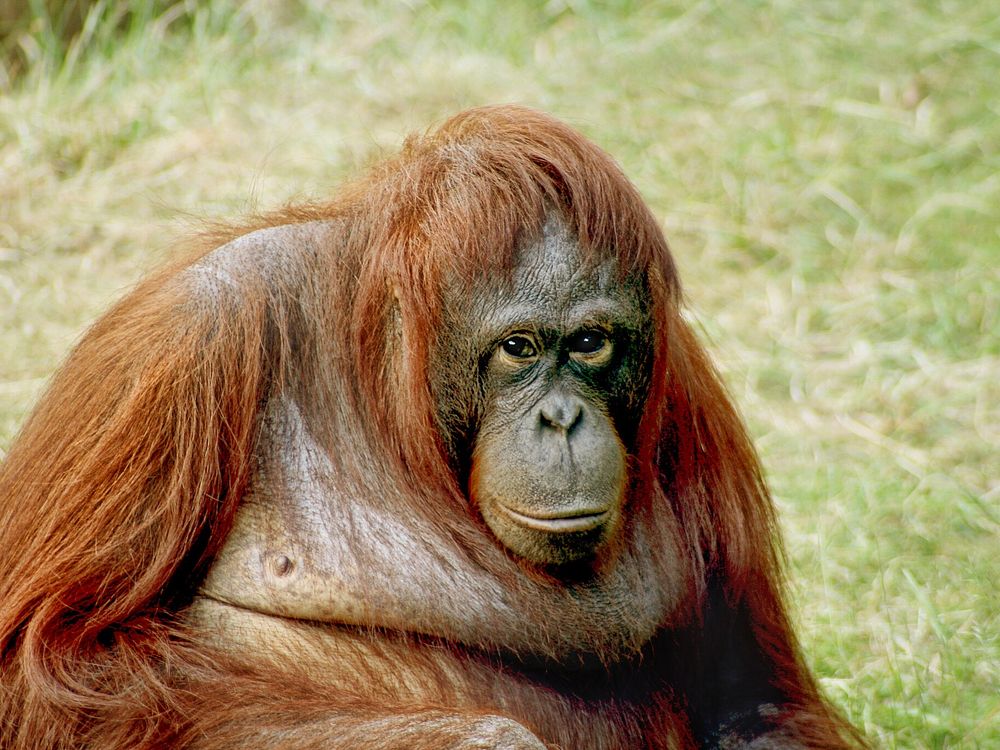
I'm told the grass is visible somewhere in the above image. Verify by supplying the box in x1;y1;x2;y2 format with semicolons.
1;1;997;746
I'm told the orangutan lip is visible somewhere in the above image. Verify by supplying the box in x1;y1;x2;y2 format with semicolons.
498;505;610;533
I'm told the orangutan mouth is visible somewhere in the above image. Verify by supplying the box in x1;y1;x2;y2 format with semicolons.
497;505;611;533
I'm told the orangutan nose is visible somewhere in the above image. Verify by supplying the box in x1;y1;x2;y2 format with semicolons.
538;393;583;433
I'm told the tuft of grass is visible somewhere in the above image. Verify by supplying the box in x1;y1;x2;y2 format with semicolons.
1;1;997;746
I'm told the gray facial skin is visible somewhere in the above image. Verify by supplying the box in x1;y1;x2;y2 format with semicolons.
436;216;652;565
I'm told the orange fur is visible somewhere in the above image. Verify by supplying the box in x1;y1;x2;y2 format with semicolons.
0;106;863;748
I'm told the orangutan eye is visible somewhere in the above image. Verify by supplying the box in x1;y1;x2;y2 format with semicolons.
500;335;538;360
569;330;606;354
568;329;613;365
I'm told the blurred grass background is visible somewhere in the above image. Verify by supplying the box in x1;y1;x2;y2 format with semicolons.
0;1;996;746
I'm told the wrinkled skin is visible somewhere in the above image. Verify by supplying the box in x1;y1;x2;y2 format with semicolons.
436;216;651;566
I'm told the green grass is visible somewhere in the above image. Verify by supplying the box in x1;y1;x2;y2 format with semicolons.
1;1;997;746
